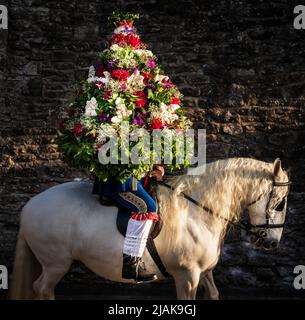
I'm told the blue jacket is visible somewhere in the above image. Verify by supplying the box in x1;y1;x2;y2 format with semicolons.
93;176;138;198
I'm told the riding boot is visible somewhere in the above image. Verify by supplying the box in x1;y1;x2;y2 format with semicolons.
122;254;157;282
122;217;158;282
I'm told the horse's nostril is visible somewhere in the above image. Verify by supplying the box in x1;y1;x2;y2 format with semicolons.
271;241;278;249
258;230;267;238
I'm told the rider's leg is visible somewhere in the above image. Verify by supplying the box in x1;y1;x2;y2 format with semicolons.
111;182;158;282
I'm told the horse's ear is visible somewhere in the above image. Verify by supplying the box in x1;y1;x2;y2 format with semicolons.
273;158;282;178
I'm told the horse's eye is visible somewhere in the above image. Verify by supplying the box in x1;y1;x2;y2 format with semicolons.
275;198;286;211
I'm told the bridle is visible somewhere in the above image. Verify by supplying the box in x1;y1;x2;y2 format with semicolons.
157;177;291;239
239;179;291;237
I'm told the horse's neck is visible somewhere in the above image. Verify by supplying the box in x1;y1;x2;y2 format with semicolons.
156;162;265;257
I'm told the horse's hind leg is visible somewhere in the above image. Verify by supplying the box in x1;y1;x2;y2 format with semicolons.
200;270;219;300
33;262;71;300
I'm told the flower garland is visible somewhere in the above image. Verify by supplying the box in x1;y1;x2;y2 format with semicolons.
57;12;192;183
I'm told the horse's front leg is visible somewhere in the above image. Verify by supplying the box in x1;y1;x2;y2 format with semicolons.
173;268;201;300
200;270;219;300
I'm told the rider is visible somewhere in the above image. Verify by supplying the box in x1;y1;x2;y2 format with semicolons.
94;165;164;282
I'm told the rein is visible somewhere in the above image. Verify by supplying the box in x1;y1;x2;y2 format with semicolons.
157;179;290;239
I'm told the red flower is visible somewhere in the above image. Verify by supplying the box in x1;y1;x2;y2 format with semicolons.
103;90;112;100
111;69;130;82
117;21;133;27
72;123;83;136
126;34;141;48
142;72;154;84
96;67;107;78
150;118;163;129
134;91;147;108
111;34;141;48
171;97;180;105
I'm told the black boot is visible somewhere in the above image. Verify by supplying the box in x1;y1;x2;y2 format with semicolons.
122;254;157;282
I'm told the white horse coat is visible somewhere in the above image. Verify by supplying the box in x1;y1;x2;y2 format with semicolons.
10;158;289;300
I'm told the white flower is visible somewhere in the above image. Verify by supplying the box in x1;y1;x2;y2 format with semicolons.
88;65;95;77
111;116;122;124
87;65;97;83
134;49;154;61
115;97;124;106
170;103;180;112
114;26;134;34
99;71;112;87
155;74;169;83
111;98;132;123
85;97;98;116
97;124;116;143
134;49;154;56
150;102;180;125
80;116;95;130
159;102;168;113
127;69;145;92
110;44;120;51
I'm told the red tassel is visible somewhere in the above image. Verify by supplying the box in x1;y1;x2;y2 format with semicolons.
131;212;159;221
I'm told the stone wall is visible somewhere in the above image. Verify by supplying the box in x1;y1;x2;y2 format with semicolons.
1;0;305;297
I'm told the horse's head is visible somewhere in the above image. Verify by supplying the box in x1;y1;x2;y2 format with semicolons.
247;158;290;251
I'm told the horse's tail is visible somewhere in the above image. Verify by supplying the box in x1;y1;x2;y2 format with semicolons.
10;230;41;300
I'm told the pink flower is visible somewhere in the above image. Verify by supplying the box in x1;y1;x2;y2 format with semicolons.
147;57;156;69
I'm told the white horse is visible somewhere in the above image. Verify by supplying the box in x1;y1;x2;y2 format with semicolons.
10;157;290;300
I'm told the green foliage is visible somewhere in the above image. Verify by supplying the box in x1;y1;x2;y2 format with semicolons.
108;11;140;27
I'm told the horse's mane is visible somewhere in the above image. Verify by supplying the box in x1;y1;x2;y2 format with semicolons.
157;157;288;248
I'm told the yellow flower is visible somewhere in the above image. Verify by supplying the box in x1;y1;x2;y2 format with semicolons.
87;129;96;137
158;87;164;92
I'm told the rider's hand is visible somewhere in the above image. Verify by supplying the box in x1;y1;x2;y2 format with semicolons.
150;165;165;181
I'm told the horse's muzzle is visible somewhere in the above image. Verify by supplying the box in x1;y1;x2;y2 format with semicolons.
250;235;279;251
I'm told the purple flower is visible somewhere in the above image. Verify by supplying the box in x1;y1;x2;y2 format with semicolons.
94;62;101;71
95;79;106;90
123;26;136;34
107;60;118;69
162;80;173;89
147;58;156;70
98;112;110;123
146;83;155;90
133;112;145;126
